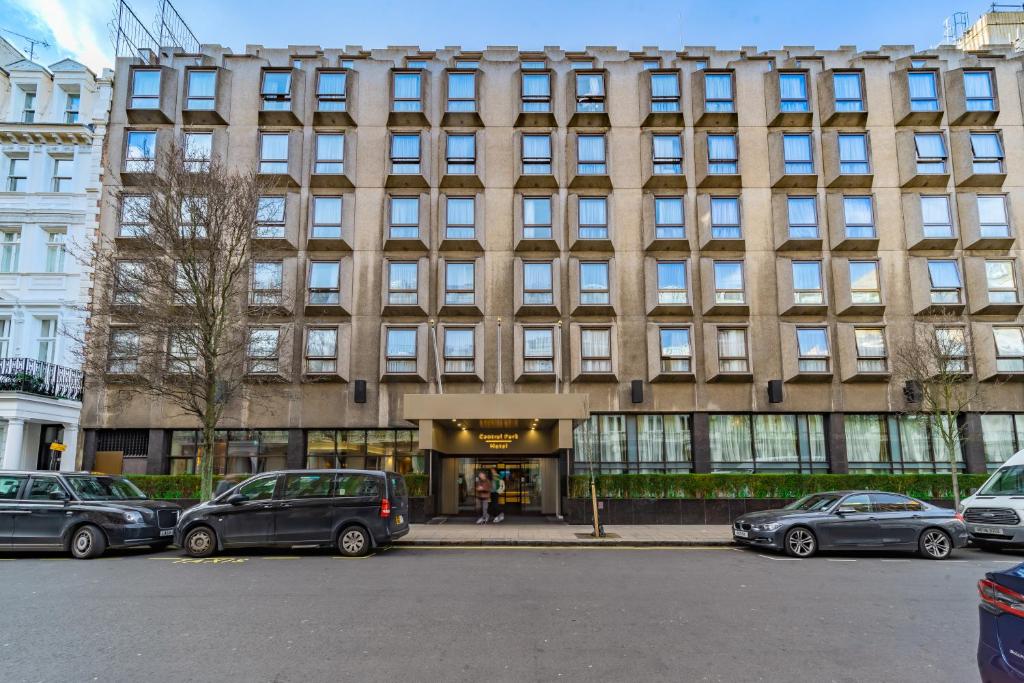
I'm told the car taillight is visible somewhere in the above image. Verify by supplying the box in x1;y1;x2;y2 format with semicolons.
380;497;391;519
979;579;1024;618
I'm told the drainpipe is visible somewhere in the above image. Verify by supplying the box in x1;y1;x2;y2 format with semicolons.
555;320;563;395
429;319;443;394
496;317;503;394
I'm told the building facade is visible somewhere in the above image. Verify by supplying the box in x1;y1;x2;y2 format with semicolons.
0;38;111;471
84;42;1024;513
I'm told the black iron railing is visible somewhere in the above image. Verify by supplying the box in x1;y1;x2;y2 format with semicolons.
0;357;84;401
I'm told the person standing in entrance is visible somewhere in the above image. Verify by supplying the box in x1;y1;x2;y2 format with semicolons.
474;471;492;524
490;467;505;524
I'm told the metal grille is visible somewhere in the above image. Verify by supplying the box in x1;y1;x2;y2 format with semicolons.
96;429;150;457
157;509;180;528
965;508;1020;526
0;357;84;401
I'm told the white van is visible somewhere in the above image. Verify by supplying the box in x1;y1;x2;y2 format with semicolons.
960;449;1024;549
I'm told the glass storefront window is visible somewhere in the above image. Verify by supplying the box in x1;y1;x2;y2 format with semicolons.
303;429;425;474
709;414;826;473
982;414;1024;469
846;414;963;473
574;414;693;473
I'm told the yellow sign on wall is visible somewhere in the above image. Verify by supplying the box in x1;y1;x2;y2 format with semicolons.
49;442;67;452
478;433;520;450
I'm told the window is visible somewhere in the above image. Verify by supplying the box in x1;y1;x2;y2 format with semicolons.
914;132;947;174
576;414;694;473
113;260;143;304
849;260;881;304
935;327;969;373
182;132;212;173
704;72;734;112
994;328;1024;372
972;197;1009;241
259;133;289;174
311;196;342;239
6;157;28;191
261;71;292;110
843;196;875;238
387;262;418;305
521;70;551;112
710;196;741;239
446;134;475;174
179;197;207;239
521;61;546;70
650;72;681;112
118;195;150;237
251;261;283;305
0;230;20;272
314;134;344;174
792;261;824;304
36;318;57;362
970;132;1004;174
389;197;419;239
392;72;422;112
838;133;869;174
124;131;156;172
130;70;160;109
51;158;73;192
714;261;744;304
522;134;552;174
174;263;204;305
305;328;338;373
707;134;738;174
523;196;552;238
578;197;608;239
657;261;687;304
0;319;10;357
981;414;1024;466
443;328;475;373
797;327;830;372
571;61;594;70
928;259;963;304
44;230;66;273
186;70;216;110
168;331;198;374
283;473;333;499
577;135;606;175
787;196;818;239
986;260;1018;304
19;89;35;123
390;133;420;174
308;261;341;305
964;70;995;111
64;92;80;123
833;72;864;112
455;60;478;69
107;329;139;373
445;197;475;239
908;71;939;111
385;328;417;373
316;71;347;111
523;262;553;304
855;328;887;372
655;197;685;238
447;71;476;112
576;72;605;112
717;328;749;372
643;60;660;70
444;262;475;305
920;195;953;237
579;262;610;304
247;328;280;374
406;60;427;68
652;135;682;174
523;328;554;373
708;413;826;472
783;134;813;174
580;328;612;372
779;72;809;112
659;328;691;372
255;196;286;238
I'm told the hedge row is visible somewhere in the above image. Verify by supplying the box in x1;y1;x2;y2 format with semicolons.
126;473;430;499
567;473;990;500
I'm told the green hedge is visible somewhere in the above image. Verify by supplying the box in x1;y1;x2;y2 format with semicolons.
127;473;432;500
568;473;990;500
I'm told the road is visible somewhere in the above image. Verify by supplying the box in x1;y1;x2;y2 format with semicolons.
0;544;1011;682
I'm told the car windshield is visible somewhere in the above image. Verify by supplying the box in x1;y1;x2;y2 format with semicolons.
978;466;1024;496
784;494;841;511
65;476;148;501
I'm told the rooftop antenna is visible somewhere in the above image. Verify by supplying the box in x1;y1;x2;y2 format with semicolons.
943;11;970;44
0;26;51;61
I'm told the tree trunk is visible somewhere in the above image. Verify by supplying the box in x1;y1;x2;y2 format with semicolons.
945;431;961;510
199;418;217;502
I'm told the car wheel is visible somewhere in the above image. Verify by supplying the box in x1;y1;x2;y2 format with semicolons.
183;526;217;558
337;526;370;557
69;524;106;560
919;528;953;560
783;527;817;558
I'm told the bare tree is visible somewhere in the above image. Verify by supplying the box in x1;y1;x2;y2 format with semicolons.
80;140;277;501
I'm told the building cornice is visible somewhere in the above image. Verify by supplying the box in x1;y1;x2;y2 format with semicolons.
0;122;95;145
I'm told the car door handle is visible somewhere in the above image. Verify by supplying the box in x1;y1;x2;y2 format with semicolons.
279;503;292;509
260;503;276;509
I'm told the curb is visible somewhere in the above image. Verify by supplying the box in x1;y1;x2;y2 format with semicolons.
393;539;737;548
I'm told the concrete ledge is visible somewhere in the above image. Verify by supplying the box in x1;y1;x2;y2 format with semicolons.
393;523;735;547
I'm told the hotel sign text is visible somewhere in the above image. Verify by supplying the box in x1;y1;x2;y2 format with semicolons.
478;432;520;450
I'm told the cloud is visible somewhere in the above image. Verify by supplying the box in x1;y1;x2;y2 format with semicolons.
10;0;113;72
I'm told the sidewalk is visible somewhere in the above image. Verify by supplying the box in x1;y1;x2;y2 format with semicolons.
395;523;735;547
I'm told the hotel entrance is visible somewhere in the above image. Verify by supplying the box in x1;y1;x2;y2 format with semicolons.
456;458;544;515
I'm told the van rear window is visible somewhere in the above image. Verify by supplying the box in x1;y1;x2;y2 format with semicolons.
389;474;408;500
979;465;1024;496
334;474;382;498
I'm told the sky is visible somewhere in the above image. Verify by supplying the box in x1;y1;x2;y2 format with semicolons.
0;0;1004;73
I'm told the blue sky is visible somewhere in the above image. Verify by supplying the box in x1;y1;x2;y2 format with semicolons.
0;0;1002;73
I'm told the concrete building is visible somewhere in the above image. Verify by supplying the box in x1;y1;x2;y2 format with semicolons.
958;8;1024;52
0;38;112;471
84;41;1024;514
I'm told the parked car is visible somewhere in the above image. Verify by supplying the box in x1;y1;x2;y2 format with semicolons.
978;561;1024;681
0;471;182;559
960;449;1024;551
732;490;968;559
174;469;410;558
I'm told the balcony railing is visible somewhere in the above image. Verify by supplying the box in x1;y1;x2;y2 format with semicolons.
0;357;84;401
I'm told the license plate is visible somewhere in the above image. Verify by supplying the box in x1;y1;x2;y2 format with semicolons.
159;529;174;537
395;514;403;526
733;529;749;538
973;526;1006;536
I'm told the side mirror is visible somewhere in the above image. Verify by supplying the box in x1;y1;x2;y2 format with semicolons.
835;506;857;516
49;491;68;501
226;493;248;505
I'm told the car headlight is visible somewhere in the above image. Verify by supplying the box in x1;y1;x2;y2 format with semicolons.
751;522;783;532
122;511;144;524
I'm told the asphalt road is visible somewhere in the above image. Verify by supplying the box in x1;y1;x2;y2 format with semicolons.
0;544;1013;683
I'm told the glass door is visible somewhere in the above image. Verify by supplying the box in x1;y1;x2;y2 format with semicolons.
455;458;544;515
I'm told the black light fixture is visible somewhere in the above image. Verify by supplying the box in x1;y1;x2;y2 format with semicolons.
903;380;923;404
630;380;644;404
767;380;784;404
353;379;367;403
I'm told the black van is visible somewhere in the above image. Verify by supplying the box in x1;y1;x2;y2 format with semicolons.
174;470;410;557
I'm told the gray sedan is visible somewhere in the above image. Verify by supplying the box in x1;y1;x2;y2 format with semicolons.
732;490;968;559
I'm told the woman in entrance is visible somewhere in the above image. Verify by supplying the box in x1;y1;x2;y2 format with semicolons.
474;471;492;524
490;468;505;524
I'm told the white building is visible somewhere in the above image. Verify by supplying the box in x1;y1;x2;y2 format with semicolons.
0;37;112;471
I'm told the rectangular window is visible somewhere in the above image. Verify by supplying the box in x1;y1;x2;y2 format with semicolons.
978;195;1010;237
908;71;939;111
130;69;161;109
714;261;744;304
935;326;969;373
797;327;830;372
179;196;207;238
792;261;824;304
0;230;20;272
168;330;198;374
994;328;1024;373
447;72;476;112
523;328;554;373
186;70;216;110
107;329;140;373
660;328;691;372
652;135;682;174
650;72;681;112
0;319;9;357
843;196;875;238
523;262;553;305
710;196;741;239
183;132;212;172
576;72;605;112
580;328;612;372
445;197;475;239
964;70;995;111
247;328;280;373
855;328;887;372
522;134;552;175
523;196;552;238
314;134;344;174
255;196;286;238
444;262;475;305
657;261;687;304
717;328;749;372
389;196;419;239
783;134;813;174
251;261;283;305
392;72;422;112
316;71;347;111
44;230;66;273
779;72;809;112
838;133;869;174
577;135;606;175
261;71;292;110
655;197;685;239
36;318;57;363
578;197;608;239
920;195;953;237
521;71;551;112
579;262;610;305
113;260;143;304
385;328;417;373
64;92;80;123
119;195;150;237
707;134;738;174
51;158;73;192
306;328;338;373
986;260;1018;304
443;328;475;373
445;134;475;174
124;131;156;173
914;132;947;174
311;196;342;239
259;133;289;174
787;196;818;239
308;261;341;305
704;72;734;112
971;132;1004;174
21;89;35;123
833;72;864;112
387;262;418;305
928;259;963;304
849;260;881;304
390;134;420;174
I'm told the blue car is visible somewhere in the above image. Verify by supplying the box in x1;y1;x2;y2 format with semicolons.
979;562;1024;681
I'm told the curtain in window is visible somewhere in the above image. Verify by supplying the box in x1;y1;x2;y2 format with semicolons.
578;197;607;224
978;196;1008;224
796;328;828;356
982;415;1017;464
994;329;1024;356
524;329;553;357
709;414;752;464
580;263;608;290
717;329;746;357
930;423;963;465
522;73;550;96
655;198;683;225
657;262;686;290
707;134;736;160
386;329;416;357
390;197;419;224
598;415;625;464
714;263;742;290
844;414;887;463
134;71;161;96
651;73;679;97
920;196;950;224
664;415;691;463
581;329;610;357
578;136;605;162
843;197;873;224
391;134;420;158
838;135;867;161
710;198;739;225
637;415;664;463
971;133;1003;158
393;73;420;99
307;329;337;356
309;262;338;288
262;72;290;95
448;73;474;99
928;260;961;287
807;415;827;462
986;261;1015;289
446;263;474;289
787;197;816;225
261;134;288;160
317;134;344;161
833;73;861;99
253;262;282;289
660;328;690;355
314;197;342;224
653;136;681;158
783;135;811;162
389;263;417;290
447;134;475;158
915;133;946;157
908;72;936;98
318;72;345;96
577;73;604;96
964;71;992;98
188;71;216;97
704;73;732;99
523;135;550;158
779;73;807;100
444;328;474;357
792;262;821;291
523;262;552;290
573;417;598;464
854;329;885;357
753;415;798;463
898;415;931;463
524;197;551;224
447;198;474;225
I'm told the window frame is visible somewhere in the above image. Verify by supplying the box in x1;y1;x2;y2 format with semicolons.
387;261;419;306
659;327;692;373
716;327;749;373
315;70;347;112
578;261;610;305
442;326;476;374
250;260;284;306
580;327;613;373
854;327;888;373
185;69;217;111
260;70;293;111
575;71;606;113
849;260;882;305
308;260;341;306
713;260;745;305
385;327;418;374
656;260;688;305
305;327;339;374
796;326;830;373
523;326;555;374
313;133;345;175
246;327;281;374
444;261;476;306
